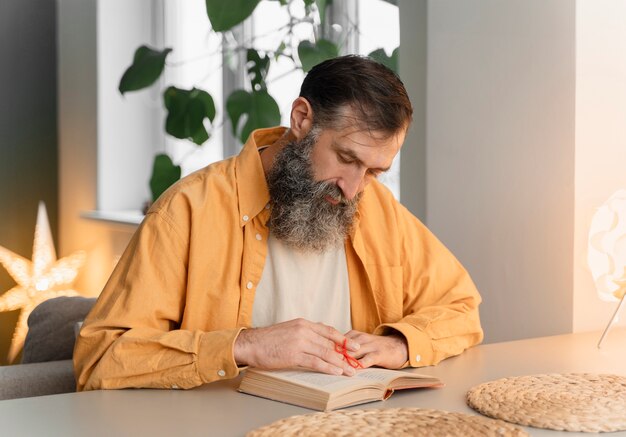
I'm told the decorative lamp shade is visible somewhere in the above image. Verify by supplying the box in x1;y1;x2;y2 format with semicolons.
588;190;626;302
0;202;84;362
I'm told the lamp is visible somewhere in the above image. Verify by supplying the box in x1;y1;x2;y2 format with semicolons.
588;189;626;348
0;202;85;362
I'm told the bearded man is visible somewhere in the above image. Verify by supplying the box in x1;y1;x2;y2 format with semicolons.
74;55;483;391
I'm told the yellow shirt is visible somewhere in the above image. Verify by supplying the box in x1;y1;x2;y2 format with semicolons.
74;127;483;391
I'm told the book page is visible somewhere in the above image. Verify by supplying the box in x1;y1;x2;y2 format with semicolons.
353;368;402;384
353;368;441;389
354;368;438;384
247;368;438;393
248;369;379;393
273;370;366;390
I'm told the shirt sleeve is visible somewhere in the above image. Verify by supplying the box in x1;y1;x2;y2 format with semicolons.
73;210;244;391
373;203;484;368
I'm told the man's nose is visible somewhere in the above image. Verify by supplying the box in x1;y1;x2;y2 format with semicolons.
338;172;365;201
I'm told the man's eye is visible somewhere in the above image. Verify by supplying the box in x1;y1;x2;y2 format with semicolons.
367;169;381;178
338;154;354;164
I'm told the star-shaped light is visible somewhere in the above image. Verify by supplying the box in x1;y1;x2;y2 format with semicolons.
0;202;85;363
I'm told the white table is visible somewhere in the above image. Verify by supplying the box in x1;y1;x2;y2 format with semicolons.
1;329;624;436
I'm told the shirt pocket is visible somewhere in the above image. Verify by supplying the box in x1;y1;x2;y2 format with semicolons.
365;264;404;323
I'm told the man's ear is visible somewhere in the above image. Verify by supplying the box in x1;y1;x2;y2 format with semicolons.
290;97;314;140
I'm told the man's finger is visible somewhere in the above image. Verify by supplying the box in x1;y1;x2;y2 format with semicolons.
343;339;378;360
312;342;357;376
345;349;368;360
344;330;368;341
311;323;360;351
343;330;370;347
309;334;339;352
297;354;350;376
304;327;352;363
356;352;377;369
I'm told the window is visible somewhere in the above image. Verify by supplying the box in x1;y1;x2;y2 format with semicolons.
96;0;400;215
161;0;225;175
358;0;400;198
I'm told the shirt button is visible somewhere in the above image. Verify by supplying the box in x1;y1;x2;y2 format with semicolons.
246;281;254;289
217;370;226;377
415;354;422;363
242;215;249;222
255;233;262;241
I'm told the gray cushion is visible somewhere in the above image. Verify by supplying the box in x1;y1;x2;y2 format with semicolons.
22;296;96;364
0;359;75;400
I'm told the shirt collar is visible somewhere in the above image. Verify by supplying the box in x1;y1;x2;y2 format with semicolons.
235;127;288;227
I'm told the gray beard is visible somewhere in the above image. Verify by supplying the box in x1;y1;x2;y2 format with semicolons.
266;128;361;253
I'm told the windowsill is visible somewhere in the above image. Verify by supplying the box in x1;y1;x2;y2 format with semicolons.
81;210;144;226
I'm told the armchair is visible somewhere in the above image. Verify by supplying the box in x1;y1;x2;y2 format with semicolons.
0;296;95;400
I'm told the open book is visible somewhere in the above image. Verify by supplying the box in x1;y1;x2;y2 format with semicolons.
238;368;443;411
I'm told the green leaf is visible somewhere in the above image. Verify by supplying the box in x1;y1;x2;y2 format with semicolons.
393;47;399;66
274;41;287;61
298;39;339;72
368;47;399;74
246;49;271;91
193;88;217;122
187;98;210;145
205;0;261;32
226;89;281;143
119;46;172;95
164;87;216;145
149;153;181;202
226;90;251;138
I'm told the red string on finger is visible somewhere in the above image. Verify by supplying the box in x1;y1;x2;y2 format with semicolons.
335;339;363;369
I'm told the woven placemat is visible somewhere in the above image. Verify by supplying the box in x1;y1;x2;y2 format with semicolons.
467;373;626;433
247;408;529;436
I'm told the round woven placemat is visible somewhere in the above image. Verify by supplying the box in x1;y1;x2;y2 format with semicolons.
467;373;626;433
247;408;529;436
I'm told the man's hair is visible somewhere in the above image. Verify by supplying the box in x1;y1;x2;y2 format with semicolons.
299;55;413;135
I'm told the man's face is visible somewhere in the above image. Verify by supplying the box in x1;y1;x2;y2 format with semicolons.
309;125;404;201
267;124;404;253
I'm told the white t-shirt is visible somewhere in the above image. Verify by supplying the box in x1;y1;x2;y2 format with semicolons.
251;233;352;333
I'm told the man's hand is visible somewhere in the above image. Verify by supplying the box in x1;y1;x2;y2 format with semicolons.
344;330;408;369
234;319;361;376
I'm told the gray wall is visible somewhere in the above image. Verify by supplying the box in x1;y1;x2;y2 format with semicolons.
0;0;58;364
58;0;139;296
399;0;427;220
400;0;576;343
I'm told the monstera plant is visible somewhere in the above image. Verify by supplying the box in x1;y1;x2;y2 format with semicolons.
118;0;398;203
